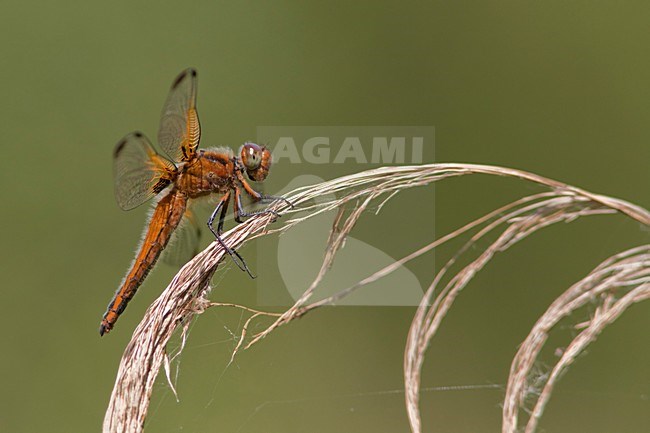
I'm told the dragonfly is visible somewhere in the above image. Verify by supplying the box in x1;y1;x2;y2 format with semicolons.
100;68;290;336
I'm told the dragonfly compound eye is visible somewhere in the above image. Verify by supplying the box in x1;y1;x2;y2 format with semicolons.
240;142;271;182
241;142;262;170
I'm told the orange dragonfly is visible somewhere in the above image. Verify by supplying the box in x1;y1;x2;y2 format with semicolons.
100;68;290;336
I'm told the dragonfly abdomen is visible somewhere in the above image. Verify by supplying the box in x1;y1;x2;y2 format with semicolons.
100;189;188;336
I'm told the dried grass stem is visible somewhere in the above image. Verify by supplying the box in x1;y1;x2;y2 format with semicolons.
103;163;650;433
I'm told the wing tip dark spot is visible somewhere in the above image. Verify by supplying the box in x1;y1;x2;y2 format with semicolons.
172;71;186;89
171;68;197;89
114;139;127;157
115;131;145;157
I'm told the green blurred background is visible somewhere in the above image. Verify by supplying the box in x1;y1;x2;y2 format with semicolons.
0;1;648;432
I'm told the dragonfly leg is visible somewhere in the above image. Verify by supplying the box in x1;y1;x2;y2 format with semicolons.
217;189;230;234
236;172;295;211
208;191;256;279
258;194;295;210
233;185;284;222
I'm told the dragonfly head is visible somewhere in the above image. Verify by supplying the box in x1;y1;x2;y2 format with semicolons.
240;142;271;182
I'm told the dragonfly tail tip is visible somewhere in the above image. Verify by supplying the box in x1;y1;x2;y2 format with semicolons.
99;323;110;337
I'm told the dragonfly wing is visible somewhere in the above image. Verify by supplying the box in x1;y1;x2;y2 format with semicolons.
161;209;201;266
158;68;201;162
113;131;177;210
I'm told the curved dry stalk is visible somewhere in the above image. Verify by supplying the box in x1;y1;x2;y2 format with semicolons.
103;163;650;433
502;246;650;433
403;195;623;433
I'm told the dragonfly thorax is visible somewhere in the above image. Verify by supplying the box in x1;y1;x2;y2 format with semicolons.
177;150;236;197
